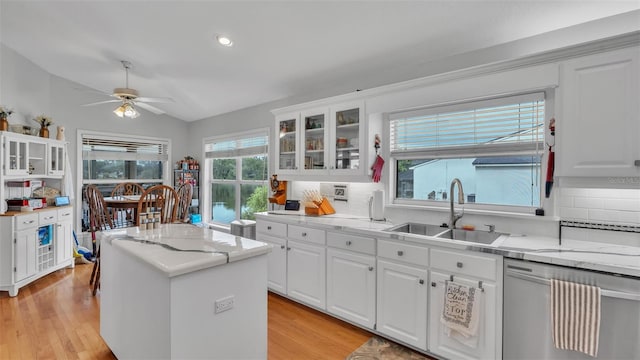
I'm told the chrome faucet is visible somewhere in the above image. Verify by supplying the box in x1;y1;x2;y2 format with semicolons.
449;178;465;229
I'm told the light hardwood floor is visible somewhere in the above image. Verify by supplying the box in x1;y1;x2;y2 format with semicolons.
0;263;373;359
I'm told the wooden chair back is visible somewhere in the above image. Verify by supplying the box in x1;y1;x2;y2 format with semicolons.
176;183;194;222
85;184;114;232
136;184;179;225
111;182;144;197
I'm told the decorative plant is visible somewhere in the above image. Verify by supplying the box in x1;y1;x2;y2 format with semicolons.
0;106;13;118
33;114;54;127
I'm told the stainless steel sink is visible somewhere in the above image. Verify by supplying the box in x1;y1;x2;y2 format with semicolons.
385;222;448;237
436;228;507;244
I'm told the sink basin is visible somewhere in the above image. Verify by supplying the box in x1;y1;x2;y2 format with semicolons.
385;222;448;237
436;229;507;244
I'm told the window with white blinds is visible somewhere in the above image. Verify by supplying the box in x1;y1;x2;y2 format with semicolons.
204;130;269;225
390;93;546;210
390;93;545;157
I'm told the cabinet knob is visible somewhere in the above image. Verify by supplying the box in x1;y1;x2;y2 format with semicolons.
457;262;463;268
368;266;374;271
431;282;436;287
280;245;285;249
419;279;424;285
286;247;291;251
397;250;404;256
346;240;352;246
267;226;272;230
301;232;307;237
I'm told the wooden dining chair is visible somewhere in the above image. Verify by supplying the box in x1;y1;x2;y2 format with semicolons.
111;182;144;227
176;182;194;223
137;184;179;225
85;184;115;296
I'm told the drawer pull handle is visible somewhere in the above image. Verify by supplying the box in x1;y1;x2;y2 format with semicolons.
431;282;436;287
301;232;307;237
267;226;272;230
346;240;352;246
368;266;374;271
418;279;424;285
286;247;291;251
457;262;463;268
280;245;285;249
397;250;404;256
24;220;35;224
45;216;54;220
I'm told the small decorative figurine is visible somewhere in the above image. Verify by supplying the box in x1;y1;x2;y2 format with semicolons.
56;126;65;141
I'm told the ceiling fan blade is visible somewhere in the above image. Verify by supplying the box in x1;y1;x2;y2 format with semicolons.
135;96;174;104
135;102;166;115
81;100;121;106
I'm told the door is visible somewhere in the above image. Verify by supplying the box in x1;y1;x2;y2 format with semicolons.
558;47;640;176
376;259;428;350
15;229;37;282
287;240;326;310
326;248;376;329
301;108;329;174
55;219;73;265
275;113;300;175
48;143;65;176
330;103;365;176
428;271;497;360
260;234;287;294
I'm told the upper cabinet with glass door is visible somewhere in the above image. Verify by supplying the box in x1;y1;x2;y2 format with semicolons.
301;108;329;174
330;103;364;176
275;113;300;175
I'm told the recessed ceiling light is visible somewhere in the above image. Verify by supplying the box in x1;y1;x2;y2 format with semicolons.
216;35;233;47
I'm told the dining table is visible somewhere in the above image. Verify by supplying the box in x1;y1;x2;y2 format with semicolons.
104;195;142;226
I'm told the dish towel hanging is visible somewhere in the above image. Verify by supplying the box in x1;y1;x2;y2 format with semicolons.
440;281;482;348
550;279;601;357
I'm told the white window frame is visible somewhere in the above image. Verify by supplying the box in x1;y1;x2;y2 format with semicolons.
76;130;171;233
202;128;269;229
387;90;552;214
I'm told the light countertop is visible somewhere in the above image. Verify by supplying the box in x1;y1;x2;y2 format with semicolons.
255;212;640;278
98;223;272;277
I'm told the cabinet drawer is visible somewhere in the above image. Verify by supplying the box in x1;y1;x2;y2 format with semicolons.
57;207;73;221
15;213;39;231
430;248;497;281
38;210;58;225
378;239;428;267
327;232;375;255
256;220;287;237
288;225;325;245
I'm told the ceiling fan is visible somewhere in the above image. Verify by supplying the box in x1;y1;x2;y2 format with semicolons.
81;60;173;118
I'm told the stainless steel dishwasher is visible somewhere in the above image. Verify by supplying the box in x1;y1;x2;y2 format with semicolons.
503;258;640;359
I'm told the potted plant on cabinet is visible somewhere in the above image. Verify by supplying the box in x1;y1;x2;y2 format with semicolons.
33;114;54;138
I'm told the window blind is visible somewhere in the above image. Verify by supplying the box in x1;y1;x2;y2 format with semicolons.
82;134;169;162
390;93;545;155
205;132;268;159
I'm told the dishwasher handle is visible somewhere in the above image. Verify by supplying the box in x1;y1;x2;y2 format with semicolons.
506;270;640;302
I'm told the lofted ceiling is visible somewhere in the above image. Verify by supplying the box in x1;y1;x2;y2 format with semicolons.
1;1;639;122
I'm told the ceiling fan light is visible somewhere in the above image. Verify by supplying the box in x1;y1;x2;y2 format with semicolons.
113;104;127;117
216;35;233;47
113;102;140;119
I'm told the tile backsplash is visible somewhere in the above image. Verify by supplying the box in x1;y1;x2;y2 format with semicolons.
559;187;640;226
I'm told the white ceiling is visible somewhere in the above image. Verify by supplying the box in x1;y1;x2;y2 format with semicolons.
1;1;639;122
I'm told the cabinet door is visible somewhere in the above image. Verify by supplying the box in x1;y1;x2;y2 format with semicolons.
15;229;37;282
558;47;640;176
330;102;365;176
55;220;73;265
286;240;326;310
275;113;300;174
5;137;29;176
301;108;329;173
376;259;428;350
48;143;65;176
259;234;287;294
428;271;498;360
326;248;376;329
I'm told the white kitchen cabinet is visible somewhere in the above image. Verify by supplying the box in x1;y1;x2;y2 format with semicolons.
55;207;73;265
259;234;287;294
275;112;300;175
287;239;326;310
329;102;365;176
14;224;38;284
48;143;65;176
428;248;502;360
376;259;428;351
301;108;329;173
557;46;640;177
326;247;376;329
4;135;29;176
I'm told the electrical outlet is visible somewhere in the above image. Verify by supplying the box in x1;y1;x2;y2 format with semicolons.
214;295;234;314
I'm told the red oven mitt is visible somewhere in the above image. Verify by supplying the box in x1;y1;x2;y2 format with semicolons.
371;155;385;183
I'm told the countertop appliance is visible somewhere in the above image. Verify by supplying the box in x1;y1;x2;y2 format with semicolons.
503;258;640;359
369;189;384;221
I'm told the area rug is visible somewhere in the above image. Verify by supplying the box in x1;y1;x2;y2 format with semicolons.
346;337;432;360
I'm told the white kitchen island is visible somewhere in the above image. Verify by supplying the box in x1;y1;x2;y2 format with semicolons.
98;223;271;360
